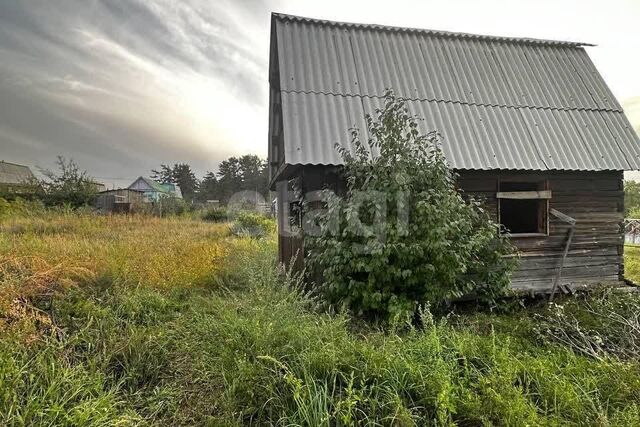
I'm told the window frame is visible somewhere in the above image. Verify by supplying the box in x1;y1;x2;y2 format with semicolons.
496;179;550;237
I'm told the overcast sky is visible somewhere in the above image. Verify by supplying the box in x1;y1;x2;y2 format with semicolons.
1;0;639;188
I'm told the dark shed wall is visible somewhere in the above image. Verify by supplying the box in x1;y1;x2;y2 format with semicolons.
276;166;625;292
276;166;343;270
276;179;304;272
457;170;624;292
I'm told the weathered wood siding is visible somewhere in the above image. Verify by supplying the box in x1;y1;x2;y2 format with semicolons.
276;166;625;292
276;179;303;272
457;170;625;292
275;166;343;271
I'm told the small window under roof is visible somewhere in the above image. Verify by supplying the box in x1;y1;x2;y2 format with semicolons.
497;181;550;236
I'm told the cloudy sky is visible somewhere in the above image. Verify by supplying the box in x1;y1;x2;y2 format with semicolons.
1;0;639;187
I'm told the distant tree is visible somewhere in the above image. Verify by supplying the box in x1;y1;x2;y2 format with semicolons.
150;165;174;184
625;180;640;217
216;157;243;203
172;164;199;200
216;155;268;203
38;156;97;207
238;154;268;198
151;163;199;201
151;157;268;204
198;172;219;202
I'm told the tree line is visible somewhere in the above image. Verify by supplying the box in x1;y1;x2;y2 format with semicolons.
0;155;270;208
150;154;269;203
625;180;640;218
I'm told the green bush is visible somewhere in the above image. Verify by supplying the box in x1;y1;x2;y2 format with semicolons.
625;180;640;217
0;197;46;220
306;91;517;320
152;196;193;217
38;157;98;208
230;211;275;237
201;207;229;222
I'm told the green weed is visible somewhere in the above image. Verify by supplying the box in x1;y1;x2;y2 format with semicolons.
2;206;640;425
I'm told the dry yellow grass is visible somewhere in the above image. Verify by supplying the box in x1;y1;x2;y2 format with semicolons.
0;214;231;288
0;212;248;335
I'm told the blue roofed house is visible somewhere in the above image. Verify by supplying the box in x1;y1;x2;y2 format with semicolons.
128;177;182;202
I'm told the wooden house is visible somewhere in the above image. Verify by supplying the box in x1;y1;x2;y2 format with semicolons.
128;177;182;201
95;188;145;213
0;160;36;195
267;14;640;292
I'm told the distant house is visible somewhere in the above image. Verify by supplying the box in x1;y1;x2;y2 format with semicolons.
0;160;36;195
95;188;145;213
82;179;106;193
268;13;640;293
128;177;182;201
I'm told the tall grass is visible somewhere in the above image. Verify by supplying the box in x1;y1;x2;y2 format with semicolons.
625;245;640;283
2;206;640;425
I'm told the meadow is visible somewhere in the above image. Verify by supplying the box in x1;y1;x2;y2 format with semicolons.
2;201;640;426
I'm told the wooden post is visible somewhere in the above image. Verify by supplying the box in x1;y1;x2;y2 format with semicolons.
549;208;576;302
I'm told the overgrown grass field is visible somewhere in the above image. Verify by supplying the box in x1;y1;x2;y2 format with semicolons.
2;203;640;425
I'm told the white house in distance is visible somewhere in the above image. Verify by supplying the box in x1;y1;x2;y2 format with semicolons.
128;176;182;202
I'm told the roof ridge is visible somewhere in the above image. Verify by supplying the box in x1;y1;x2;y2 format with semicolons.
271;12;594;48
280;89;622;114
0;160;32;169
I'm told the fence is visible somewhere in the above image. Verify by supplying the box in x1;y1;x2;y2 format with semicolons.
625;219;640;244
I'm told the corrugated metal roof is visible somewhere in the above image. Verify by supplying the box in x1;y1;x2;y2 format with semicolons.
129;177;167;193
270;13;640;173
274;13;593;48
128;177;183;198
281;92;640;170
0;161;35;185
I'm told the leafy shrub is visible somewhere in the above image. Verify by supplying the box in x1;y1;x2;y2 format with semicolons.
38;157;99;208
306;91;517;320
152;195;193;216
230;211;275;237
201;207;229;222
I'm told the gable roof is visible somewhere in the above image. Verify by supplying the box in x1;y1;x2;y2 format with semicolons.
268;13;640;178
0;161;35;185
128;177;182;198
129;177;170;193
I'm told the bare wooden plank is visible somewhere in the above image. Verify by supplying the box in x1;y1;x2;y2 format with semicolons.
512;264;620;280
550;225;621;233
511;277;621;292
517;255;622;270
550;208;576;225
497;190;552;199
514;247;620;258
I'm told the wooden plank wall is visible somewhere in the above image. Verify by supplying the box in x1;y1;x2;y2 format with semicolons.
457;170;625;292
278;167;625;292
276;179;304;272
276;166;345;273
